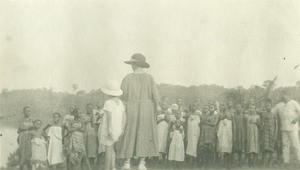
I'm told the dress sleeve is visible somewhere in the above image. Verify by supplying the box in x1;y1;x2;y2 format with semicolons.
103;100;113;113
120;76;128;102
150;75;160;106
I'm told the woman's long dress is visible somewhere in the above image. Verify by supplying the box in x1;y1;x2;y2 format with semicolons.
47;126;65;165
117;73;160;158
245;114;260;154
18;118;33;165
83;114;97;158
186;115;200;157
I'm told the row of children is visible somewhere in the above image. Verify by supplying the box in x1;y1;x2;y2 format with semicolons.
156;97;281;169
17;80;126;170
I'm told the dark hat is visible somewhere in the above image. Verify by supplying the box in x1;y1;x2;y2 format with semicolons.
124;53;150;68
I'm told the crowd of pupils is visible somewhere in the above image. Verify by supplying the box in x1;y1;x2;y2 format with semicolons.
16;95;300;170
155;96;297;169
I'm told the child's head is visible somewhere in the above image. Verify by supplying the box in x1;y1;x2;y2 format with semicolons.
202;105;209;114
23;106;31;118
236;104;242;114
86;103;93;114
190;103;198;112
227;100;233;108
176;98;183;106
264;99;272;111
160;102;168;111
34;119;42;130
220;102;227;112
175;119;181;128
209;105;215;114
249;104;256;114
52;112;61;123
72;108;81;118
174;110;182;119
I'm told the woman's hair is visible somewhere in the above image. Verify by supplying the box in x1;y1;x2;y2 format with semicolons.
53;112;61;118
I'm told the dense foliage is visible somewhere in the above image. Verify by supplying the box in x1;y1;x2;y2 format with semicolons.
1;82;300;128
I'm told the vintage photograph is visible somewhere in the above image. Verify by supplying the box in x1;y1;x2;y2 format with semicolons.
1;0;300;170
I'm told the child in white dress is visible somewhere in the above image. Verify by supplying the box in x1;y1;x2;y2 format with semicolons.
157;102;170;161
43;112;65;170
186;103;201;166
168;111;185;167
30;119;47;170
100;80;126;170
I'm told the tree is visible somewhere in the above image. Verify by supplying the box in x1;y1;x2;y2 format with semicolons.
296;80;300;89
72;84;78;93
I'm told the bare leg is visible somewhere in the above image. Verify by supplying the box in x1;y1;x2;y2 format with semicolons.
105;146;112;170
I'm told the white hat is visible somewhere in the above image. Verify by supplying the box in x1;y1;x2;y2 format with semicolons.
101;80;123;96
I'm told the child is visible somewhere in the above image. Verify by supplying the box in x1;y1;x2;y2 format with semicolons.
261;99;278;167
199;105;219;168
217;102;233;170
232;104;246;167
186;103;201;167
168;112;185;167
245;104;260;167
43;112;65;170
18;106;34;170
157;102;170;162
100;80;126;170
31;119;47;170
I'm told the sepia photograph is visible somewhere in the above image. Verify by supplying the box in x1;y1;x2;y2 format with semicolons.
1;0;300;170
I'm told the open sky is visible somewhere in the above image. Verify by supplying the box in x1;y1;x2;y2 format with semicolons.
1;0;299;92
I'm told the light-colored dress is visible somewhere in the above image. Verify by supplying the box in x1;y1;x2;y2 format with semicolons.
186;115;200;157
47;126;65;165
100;99;125;146
245;114;260;153
31;136;47;164
217;118;233;153
117;73;160;158
82;114;97;158
157;114;169;153
168;126;185;162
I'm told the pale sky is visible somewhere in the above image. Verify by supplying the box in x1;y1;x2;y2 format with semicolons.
1;0;300;92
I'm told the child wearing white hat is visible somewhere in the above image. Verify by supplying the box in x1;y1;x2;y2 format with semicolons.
100;80;126;170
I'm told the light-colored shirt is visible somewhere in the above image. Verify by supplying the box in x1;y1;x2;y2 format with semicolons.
273;100;300;131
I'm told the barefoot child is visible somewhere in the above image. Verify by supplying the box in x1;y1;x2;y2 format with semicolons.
43;112;65;170
157;102;170;162
31;119;47;170
100;80;126;170
232;104;246;167
168;111;185;167
186;103;201;167
217;102;234;170
245;104;261;167
261;99;278;167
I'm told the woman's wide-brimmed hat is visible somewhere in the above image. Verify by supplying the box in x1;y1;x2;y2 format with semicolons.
124;53;150;68
101;80;123;97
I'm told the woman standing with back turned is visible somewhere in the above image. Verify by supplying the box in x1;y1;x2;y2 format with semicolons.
117;53;160;170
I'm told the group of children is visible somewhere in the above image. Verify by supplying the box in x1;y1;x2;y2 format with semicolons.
17;80;126;170
17;95;281;170
156;98;279;169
